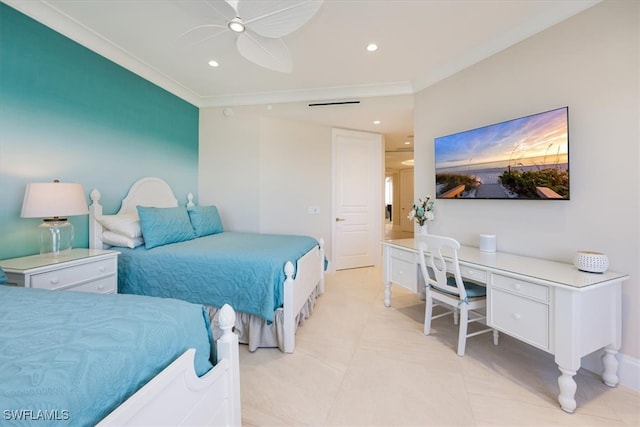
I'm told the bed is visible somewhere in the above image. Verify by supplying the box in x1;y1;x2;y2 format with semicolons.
88;177;325;353
0;283;241;427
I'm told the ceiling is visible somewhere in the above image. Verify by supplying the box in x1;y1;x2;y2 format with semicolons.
4;0;598;169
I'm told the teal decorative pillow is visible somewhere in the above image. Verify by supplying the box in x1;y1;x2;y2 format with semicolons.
188;205;224;237
137;206;195;249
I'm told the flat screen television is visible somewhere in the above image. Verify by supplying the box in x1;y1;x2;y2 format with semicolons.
434;106;569;200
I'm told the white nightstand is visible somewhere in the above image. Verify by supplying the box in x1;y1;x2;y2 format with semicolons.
0;249;119;294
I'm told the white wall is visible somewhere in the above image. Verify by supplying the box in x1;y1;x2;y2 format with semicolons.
199;107;333;256
199;107;262;232
258;116;332;247
414;0;639;379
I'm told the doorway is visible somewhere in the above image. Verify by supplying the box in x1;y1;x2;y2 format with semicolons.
384;149;414;240
331;128;382;270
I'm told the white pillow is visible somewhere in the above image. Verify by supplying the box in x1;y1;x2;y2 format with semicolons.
102;231;144;249
98;214;142;238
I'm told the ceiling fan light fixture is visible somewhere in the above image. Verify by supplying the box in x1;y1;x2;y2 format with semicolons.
181;0;324;72
228;17;246;33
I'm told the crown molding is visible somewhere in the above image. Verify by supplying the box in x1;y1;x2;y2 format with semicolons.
3;0;202;106
4;0;599;108
3;0;414;108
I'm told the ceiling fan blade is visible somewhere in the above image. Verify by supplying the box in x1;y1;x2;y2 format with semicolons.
238;0;323;38
174;0;235;47
205;0;238;21
176;24;229;48
236;31;293;72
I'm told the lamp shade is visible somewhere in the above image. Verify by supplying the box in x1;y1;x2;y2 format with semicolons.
21;182;89;219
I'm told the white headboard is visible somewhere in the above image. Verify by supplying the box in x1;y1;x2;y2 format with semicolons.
89;177;193;249
118;177;179;215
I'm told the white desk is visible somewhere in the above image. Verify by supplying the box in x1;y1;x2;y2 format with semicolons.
381;238;629;413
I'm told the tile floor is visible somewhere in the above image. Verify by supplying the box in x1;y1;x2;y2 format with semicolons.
238;266;639;427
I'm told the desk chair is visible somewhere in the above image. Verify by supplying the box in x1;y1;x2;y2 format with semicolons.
416;234;498;356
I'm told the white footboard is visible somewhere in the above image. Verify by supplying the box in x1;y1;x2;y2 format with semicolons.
97;304;241;427
282;239;325;353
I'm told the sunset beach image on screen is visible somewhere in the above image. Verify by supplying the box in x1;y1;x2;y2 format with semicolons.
434;107;569;200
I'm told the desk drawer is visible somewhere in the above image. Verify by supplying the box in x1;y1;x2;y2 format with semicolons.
443;261;487;284
389;247;416;263
390;257;418;293
31;259;117;290
491;289;549;350
459;265;486;284
492;274;549;302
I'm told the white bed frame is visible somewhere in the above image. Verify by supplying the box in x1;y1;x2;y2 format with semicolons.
88;177;325;353
97;304;241;426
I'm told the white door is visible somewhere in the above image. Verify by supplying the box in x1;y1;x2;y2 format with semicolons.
332;128;382;270
400;168;414;232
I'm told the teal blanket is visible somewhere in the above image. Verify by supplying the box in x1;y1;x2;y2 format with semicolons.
0;286;213;426
117;231;320;322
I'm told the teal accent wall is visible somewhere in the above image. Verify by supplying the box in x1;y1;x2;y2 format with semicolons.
0;3;199;259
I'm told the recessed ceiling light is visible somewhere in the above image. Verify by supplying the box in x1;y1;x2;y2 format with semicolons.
404;141;411;145
366;43;378;52
208;60;219;67
373;120;381;125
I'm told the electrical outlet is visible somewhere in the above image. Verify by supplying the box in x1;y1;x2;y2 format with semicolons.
308;206;320;215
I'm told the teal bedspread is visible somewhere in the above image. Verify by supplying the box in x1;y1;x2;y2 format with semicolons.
0;286;214;427
117;231;320;322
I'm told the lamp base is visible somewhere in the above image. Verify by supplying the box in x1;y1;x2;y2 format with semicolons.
39;219;74;255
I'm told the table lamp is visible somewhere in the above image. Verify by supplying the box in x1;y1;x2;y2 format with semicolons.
21;180;89;255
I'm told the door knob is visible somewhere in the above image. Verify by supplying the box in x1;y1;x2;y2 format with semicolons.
335;217;346;222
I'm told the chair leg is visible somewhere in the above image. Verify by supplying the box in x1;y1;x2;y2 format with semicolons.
453;308;459;325
493;329;500;346
457;305;469;356
424;289;433;336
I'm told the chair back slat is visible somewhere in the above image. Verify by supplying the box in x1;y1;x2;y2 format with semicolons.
415;234;468;300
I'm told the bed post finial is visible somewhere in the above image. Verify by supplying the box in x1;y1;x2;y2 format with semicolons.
89;188;105;249
90;188;101;204
284;261;295;279
218;304;236;334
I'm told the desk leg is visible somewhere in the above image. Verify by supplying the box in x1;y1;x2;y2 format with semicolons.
384;282;392;307
557;366;577;413
382;245;392;307
602;346;619;387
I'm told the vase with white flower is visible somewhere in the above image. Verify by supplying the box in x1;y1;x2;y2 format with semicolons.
408;196;435;235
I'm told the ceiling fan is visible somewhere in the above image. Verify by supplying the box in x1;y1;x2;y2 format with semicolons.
179;0;323;73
